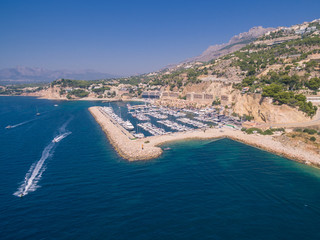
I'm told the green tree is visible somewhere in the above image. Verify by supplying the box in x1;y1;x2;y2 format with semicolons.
306;78;320;91
262;84;283;97
242;76;256;86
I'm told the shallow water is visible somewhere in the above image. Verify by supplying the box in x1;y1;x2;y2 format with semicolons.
1;96;320;240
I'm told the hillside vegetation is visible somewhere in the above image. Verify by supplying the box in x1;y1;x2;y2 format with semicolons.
141;20;320;117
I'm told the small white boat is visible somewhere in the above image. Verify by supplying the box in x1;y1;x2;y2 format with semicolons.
54;104;58;107
124;120;134;130
52;132;71;143
133;133;144;138
5;125;12;129
52;135;64;143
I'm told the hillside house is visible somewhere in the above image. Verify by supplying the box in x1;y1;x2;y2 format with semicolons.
242;87;250;93
186;92;214;103
161;91;179;99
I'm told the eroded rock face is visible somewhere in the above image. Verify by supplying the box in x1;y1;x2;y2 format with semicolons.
233;93;311;124
22;86;67;99
182;81;311;124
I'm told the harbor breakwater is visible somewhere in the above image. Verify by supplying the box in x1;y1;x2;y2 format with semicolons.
89;106;320;166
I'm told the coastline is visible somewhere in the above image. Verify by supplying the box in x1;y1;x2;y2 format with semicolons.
24;94;147;102
89;106;320;167
1;94;148;103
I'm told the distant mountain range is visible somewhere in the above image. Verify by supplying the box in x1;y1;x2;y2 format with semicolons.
0;66;119;84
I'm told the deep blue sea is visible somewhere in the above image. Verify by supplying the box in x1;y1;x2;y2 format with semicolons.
1;96;320;240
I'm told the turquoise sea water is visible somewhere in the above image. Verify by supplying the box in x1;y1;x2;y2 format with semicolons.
1;96;320;240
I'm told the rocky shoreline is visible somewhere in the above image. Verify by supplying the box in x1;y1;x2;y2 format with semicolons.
89;106;320;166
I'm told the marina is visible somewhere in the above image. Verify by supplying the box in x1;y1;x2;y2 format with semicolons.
89;105;320;165
99;102;243;138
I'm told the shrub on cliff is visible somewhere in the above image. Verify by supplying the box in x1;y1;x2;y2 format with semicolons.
262;84;317;116
262;129;273;135
245;128;262;134
306;77;320;91
69;89;89;98
303;129;317;135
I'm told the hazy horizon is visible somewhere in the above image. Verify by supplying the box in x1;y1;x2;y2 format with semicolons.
1;0;320;75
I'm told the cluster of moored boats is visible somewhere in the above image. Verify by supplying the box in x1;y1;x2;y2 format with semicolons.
157;120;192;132
177;118;208;128
135;113;150;121
158;108;186;118
99;107;134;131
145;111;168;119
128;106;168;120
99;104;242;138
194;116;219;123
137;122;166;136
128;104;186;120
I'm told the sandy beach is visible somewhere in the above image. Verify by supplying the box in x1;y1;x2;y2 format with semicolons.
89;106;320;166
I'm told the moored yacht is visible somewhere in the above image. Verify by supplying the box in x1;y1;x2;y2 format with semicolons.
124;120;134;131
133;133;144;138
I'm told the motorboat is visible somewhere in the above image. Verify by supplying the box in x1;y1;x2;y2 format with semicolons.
133;133;145;138
124;120;134;131
52;135;65;143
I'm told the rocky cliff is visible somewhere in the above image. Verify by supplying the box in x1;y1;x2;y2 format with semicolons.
233;93;311;124
183;81;311;124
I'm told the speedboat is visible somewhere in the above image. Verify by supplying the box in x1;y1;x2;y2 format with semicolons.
52;135;64;143
5;125;12;129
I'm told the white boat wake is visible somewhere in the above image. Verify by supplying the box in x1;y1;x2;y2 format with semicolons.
7;118;37;129
14;122;72;197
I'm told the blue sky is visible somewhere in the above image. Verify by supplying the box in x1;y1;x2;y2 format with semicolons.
0;0;320;76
